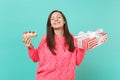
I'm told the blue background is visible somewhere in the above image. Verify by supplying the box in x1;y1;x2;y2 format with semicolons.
0;0;120;80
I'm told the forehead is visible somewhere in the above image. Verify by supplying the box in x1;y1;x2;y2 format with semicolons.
51;12;63;17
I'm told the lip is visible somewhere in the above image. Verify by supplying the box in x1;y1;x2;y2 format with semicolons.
54;22;60;25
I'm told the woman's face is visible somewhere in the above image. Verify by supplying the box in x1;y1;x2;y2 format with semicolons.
50;12;65;29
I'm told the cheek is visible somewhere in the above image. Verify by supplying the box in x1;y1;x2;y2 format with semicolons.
62;20;65;25
50;21;54;26
63;21;65;24
61;19;65;24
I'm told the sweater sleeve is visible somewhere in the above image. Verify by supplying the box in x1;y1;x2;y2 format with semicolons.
28;35;46;63
75;48;86;66
73;34;86;66
28;46;39;63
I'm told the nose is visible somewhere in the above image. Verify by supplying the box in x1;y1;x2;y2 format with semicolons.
54;18;58;21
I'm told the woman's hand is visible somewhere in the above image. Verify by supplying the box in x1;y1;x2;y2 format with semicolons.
23;36;33;48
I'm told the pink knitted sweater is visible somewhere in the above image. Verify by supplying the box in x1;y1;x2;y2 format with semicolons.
28;35;86;80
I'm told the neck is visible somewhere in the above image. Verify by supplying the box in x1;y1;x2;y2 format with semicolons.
54;28;64;37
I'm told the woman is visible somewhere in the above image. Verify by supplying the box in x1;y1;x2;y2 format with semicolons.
23;10;86;80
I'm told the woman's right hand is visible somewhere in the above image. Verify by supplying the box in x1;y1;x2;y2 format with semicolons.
23;36;33;48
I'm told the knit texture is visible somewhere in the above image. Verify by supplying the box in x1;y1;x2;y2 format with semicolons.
28;35;86;80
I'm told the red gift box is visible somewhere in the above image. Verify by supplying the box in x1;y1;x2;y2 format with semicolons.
76;29;107;50
82;37;98;50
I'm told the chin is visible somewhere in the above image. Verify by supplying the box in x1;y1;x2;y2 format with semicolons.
53;26;63;30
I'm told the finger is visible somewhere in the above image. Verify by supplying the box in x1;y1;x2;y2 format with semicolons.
25;39;31;47
24;36;30;43
26;38;31;45
23;37;30;46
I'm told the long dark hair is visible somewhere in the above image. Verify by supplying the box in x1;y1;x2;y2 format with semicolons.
46;10;75;55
